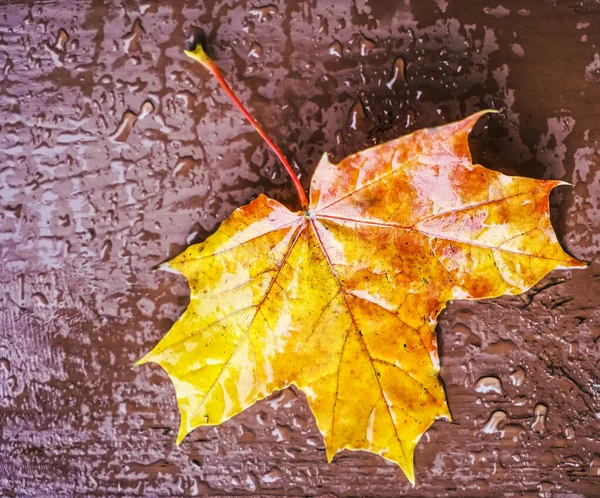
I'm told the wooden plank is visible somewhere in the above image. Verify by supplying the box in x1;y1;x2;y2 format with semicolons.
0;0;598;495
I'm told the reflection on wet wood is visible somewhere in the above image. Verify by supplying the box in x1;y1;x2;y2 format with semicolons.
0;0;599;495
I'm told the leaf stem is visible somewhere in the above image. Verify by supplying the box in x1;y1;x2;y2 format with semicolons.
185;44;309;209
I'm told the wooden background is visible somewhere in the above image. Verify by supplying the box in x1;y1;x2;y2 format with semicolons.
1;0;599;496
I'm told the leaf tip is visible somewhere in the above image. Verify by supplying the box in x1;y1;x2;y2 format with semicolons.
400;445;417;486
559;258;589;270
150;260;172;272
554;179;572;187
176;425;188;446
134;354;150;367
471;108;501;122
323;443;336;464
156;261;183;275
455;108;501;138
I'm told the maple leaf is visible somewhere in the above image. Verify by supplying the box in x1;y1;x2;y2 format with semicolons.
137;44;585;484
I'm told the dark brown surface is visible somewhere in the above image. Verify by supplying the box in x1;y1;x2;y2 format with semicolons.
1;0;599;496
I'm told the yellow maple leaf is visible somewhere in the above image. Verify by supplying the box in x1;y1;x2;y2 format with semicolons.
137;44;585;484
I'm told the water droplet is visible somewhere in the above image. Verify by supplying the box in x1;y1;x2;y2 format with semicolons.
386;57;406;90
173;156;196;176
531;403;548;433
422;426;438;443
111;100;154;142
509;366;526;386
138;100;155;119
537;481;553;498
53;28;69;52
474;376;503;395
589;453;600;476
317;15;328;35
174;91;195;111
260;467;282;484
487;338;518;354
24;9;34;25
358;33;377;56
112;111;138;142
450;322;471;335
482;410;507;434
248;42;263;59
17;274;25;301
512;395;528;406
564;454;584;468
565;425;575;439
3;56;14;75
260;162;281;181
122;18;144;53
503;423;525;441
32;292;49;306
249;4;279;22
328;40;343;58
451;322;481;349
101;240;112;262
42;27;69;67
242;19;255;34
540;450;557;467
348;98;369;132
58;213;71;227
568;340;579;358
0;357;10;372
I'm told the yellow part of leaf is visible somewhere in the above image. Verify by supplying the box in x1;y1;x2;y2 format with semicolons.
137;110;585;484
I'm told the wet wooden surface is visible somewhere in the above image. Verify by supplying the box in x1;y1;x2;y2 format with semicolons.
1;0;599;496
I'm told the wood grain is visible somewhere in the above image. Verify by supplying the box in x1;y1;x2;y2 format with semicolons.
1;0;599;496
